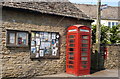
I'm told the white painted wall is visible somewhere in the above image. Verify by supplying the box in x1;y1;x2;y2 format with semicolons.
92;19;119;28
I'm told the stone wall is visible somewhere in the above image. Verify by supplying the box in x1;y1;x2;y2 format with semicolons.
91;45;119;71
104;45;120;69
1;7;91;78
0;6;3;79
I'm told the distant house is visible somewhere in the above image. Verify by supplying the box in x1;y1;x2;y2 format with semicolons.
75;4;119;28
0;2;93;78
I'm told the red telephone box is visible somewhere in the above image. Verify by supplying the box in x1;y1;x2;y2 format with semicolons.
66;25;91;76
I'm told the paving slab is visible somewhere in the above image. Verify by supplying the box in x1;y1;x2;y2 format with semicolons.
37;69;118;77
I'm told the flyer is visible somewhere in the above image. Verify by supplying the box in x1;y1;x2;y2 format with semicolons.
31;32;35;37
52;33;56;39
10;33;15;44
39;50;44;57
40;42;45;49
36;38;40;45
48;33;51;41
36;33;39;37
44;32;49;41
36;46;39;51
31;47;36;53
52;47;58;56
36;53;39;58
31;40;35;46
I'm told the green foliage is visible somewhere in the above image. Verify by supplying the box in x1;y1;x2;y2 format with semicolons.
92;25;96;44
92;24;120;44
109;25;120;44
92;25;110;44
100;25;110;44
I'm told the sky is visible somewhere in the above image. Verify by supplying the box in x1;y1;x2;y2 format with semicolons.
69;0;120;6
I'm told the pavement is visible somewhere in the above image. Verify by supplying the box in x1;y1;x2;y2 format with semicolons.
37;69;119;77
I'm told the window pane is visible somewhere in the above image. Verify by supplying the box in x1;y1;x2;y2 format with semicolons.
9;33;15;44
69;56;74;60
82;65;87;68
69;52;74;56
82;40;88;43
82;36;88;39
82;44;88;47
69;48;74;51
82;61;87;64
81;57;87;60
69;44;75;47
108;22;111;27
80;29;89;32
68;65;74;68
112;22;115;26
81;52;88;56
68;29;77;32
69;39;75;43
17;33;27;45
116;22;118;25
69;61;74;64
81;48;88;51
69;35;75;38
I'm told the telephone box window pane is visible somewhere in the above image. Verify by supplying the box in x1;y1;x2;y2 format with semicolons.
69;56;74;60
9;33;15;44
17;33;27;45
69;35;75;38
82;40;88;43
82;44;88;47
81;57;87;60
69;44;75;47
82;36;88;39
80;29;89;32
81;53;88;56
69;48;74;51
69;39;75;43
68;29;77;32
69;61;74;64
82;65;87;68
69;52;74;55
81;48;88;51
68;65;74;68
82;61;87;65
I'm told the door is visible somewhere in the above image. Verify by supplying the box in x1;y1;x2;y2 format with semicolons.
79;34;90;72
66;33;77;74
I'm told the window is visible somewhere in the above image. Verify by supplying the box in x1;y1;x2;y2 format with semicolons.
112;22;115;26
108;22;119;28
116;22;118;25
108;22;111;27
31;31;60;58
7;30;28;47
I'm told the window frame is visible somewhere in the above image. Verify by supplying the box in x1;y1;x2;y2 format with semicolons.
6;30;29;47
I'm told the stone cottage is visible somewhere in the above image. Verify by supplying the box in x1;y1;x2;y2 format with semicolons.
0;2;93;78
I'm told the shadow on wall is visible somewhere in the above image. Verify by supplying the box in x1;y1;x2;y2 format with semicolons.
90;46;106;74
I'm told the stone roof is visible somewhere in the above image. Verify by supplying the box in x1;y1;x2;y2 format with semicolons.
74;4;119;20
1;2;93;21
